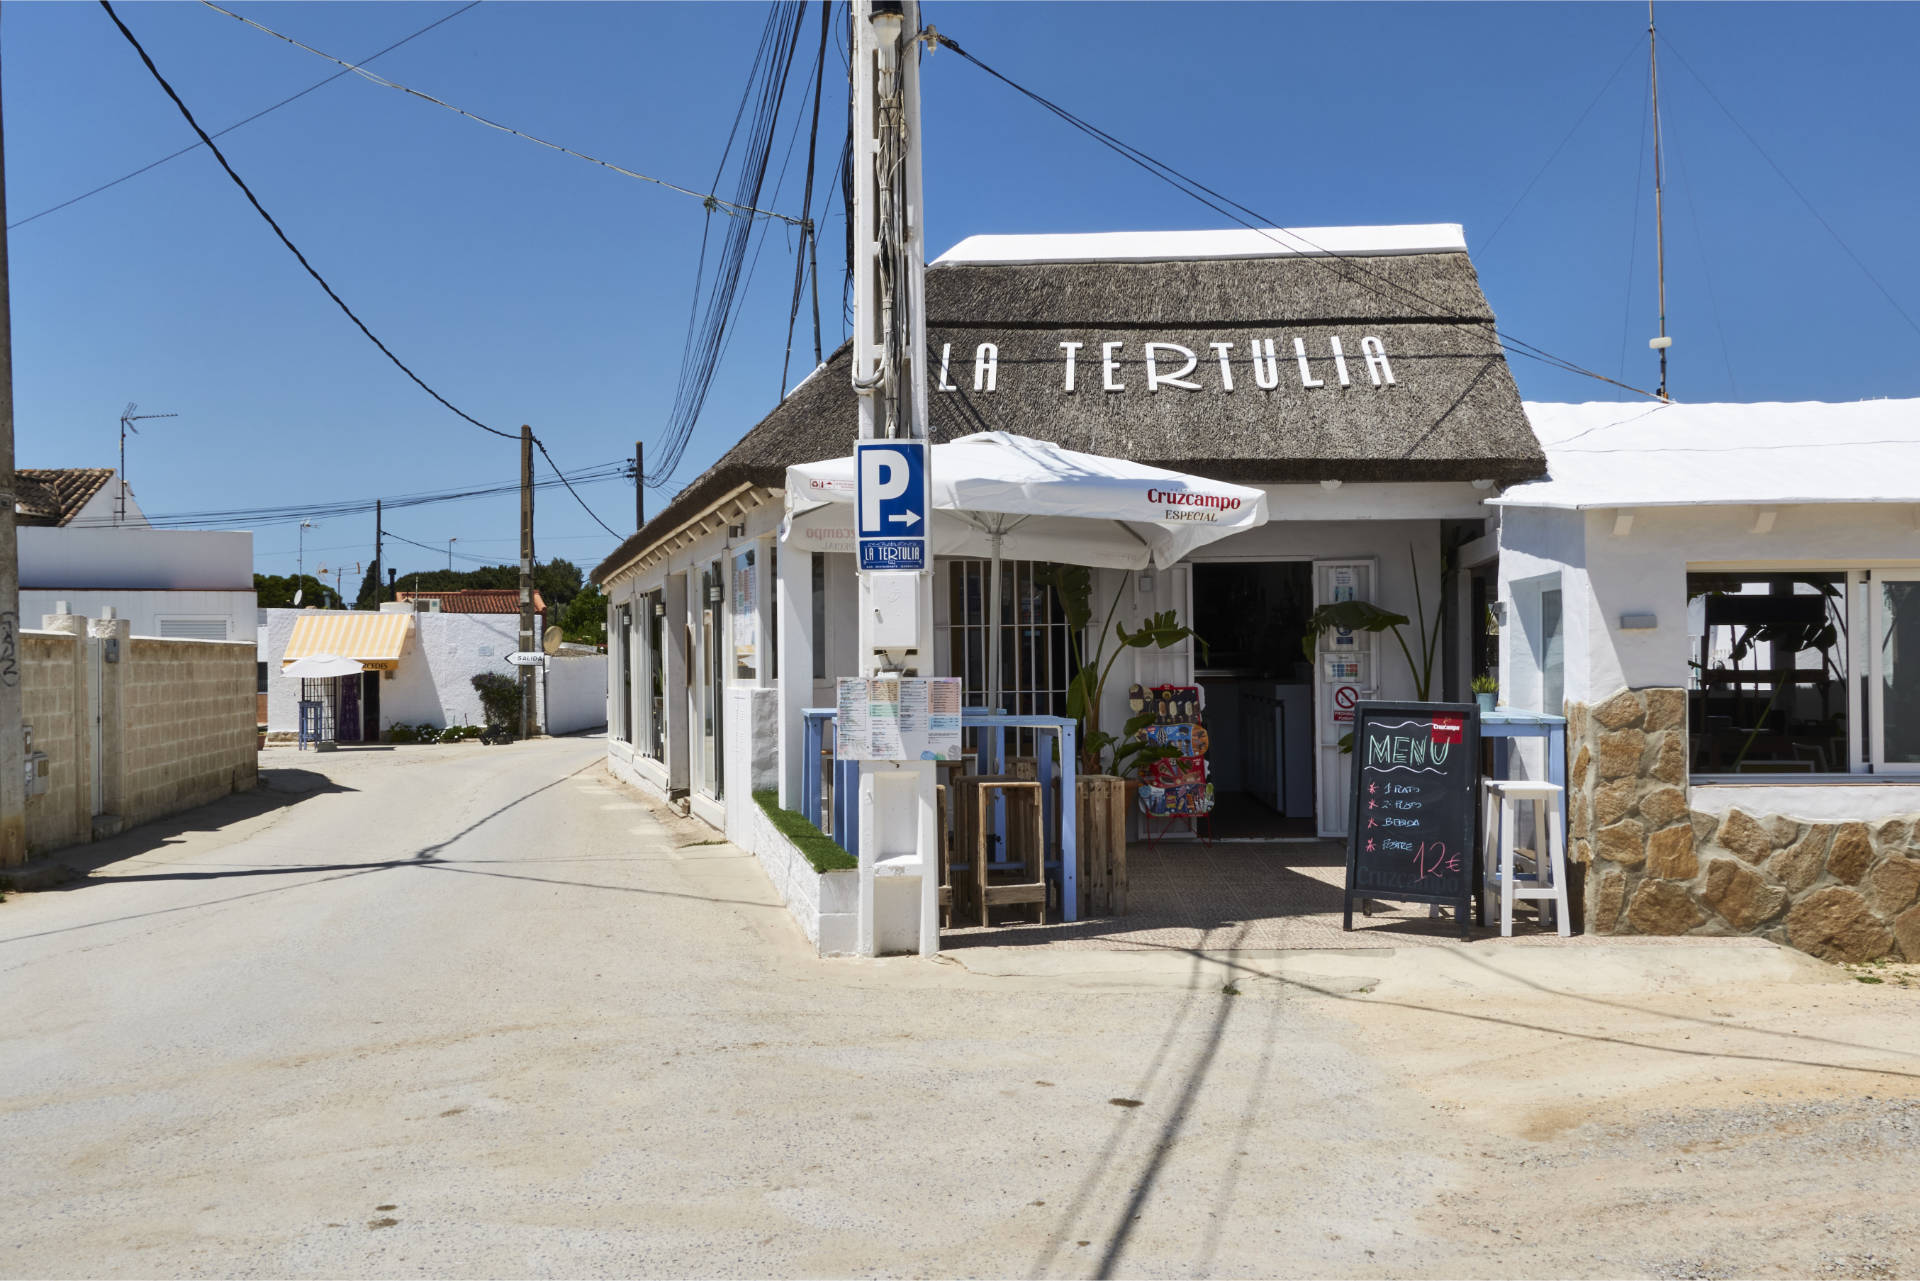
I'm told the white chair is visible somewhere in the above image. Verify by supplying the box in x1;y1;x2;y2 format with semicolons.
1480;779;1570;937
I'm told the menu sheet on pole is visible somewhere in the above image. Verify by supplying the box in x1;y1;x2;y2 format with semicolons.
1343;701;1480;939
836;677;963;761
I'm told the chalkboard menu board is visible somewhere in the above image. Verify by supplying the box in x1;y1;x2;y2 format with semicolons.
1343;701;1481;939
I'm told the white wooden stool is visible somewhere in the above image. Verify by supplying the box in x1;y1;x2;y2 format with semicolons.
1480;780;1570;937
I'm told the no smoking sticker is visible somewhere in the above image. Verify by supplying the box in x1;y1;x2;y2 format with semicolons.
1333;684;1359;723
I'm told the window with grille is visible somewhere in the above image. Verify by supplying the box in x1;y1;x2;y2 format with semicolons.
947;559;1078;756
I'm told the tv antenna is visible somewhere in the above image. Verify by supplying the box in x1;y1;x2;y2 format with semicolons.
118;402;178;524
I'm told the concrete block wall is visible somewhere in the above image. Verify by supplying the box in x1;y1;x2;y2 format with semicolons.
9;617;257;865
121;638;258;829
21;630;86;855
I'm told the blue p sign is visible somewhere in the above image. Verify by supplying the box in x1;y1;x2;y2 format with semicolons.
856;441;928;571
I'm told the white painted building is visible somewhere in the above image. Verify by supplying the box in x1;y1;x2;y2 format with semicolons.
16;468;256;644
261;605;607;741
593;226;1545;948
1494;398;1920;951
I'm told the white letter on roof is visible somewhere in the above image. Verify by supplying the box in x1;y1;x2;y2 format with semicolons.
1209;342;1234;392
1060;341;1082;392
1362;336;1395;386
1102;341;1125;393
974;343;998;392
1329;336;1352;388
1293;338;1325;389
937;343;956;392
1144;343;1200;392
1249;338;1280;390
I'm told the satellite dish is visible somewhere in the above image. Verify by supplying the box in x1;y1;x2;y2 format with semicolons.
293;589;304;606
542;626;564;655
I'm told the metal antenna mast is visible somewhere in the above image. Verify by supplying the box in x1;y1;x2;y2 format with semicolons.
117;402;178;524
1648;0;1672;400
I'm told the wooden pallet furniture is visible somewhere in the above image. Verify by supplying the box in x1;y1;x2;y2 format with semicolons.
1076;774;1129;918
952;774;1046;926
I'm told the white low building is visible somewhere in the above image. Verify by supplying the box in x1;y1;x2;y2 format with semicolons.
592;224;1545;948
261;604;607;741
1494;398;1920;957
16;467;255;643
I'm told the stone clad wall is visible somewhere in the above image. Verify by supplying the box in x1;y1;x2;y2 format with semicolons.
1568;686;1920;962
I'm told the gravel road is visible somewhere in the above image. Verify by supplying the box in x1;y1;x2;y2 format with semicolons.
2;736;1915;1279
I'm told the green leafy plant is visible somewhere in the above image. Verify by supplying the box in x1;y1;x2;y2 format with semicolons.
1036;565;1204;776
1470;673;1498;695
471;673;523;737
1302;545;1443;701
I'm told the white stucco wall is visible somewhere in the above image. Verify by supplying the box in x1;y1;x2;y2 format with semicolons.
544;653;609;735
263;608;551;734
1500;501;1920;706
24;589;256;644
20;526;251;591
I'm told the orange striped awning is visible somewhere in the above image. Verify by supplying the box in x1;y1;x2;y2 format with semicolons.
282;611;414;672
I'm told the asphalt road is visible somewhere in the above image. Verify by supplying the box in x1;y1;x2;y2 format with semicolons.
3;736;1917;1279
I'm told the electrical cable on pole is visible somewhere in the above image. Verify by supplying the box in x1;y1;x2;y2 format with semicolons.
197;1;802;225
929;28;1664;400
100;0;517;441
10;2;480;231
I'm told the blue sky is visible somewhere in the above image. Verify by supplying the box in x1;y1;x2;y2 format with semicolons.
6;2;1917;580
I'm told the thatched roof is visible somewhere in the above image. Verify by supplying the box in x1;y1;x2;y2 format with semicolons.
595;231;1541;585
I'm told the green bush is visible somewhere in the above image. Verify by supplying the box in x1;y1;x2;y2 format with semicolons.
471;673;522;736
386;722;439;744
753;790;855;873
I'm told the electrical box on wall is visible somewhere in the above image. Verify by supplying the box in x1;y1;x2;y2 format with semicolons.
867;571;921;651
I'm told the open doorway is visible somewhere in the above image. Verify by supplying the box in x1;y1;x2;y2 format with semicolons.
1191;561;1317;839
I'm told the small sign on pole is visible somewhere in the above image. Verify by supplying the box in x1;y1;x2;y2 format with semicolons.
855;440;929;571
505;651;546;667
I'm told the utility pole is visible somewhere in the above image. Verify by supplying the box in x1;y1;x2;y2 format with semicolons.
372;498;382;607
850;0;935;956
1648;0;1672;400
0;57;24;868
634;440;644;530
519;424;535;740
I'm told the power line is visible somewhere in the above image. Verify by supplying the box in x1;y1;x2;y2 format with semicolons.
66;460;630;530
531;436;622;539
1658;32;1920;343
197;0;802;226
101;0;518;441
931;30;1662;400
1478;34;1643;257
10;2;480;231
648;1;809;490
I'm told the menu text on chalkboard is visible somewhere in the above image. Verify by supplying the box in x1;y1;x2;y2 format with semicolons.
1343;701;1481;938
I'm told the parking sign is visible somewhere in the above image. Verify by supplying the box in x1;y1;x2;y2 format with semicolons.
855;441;928;571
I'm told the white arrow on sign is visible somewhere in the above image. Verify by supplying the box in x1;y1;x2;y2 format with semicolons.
505;651;547;667
888;511;921;527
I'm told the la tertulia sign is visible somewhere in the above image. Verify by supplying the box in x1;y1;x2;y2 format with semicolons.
935;334;1398;395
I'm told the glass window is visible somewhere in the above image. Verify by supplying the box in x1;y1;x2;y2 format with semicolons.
617;604;633;744
732;547;757;681
947;559;1077;758
1687;572;1848;775
1874;575;1920;769
644;591;665;761
1541;587;1564;718
811;554;826;681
